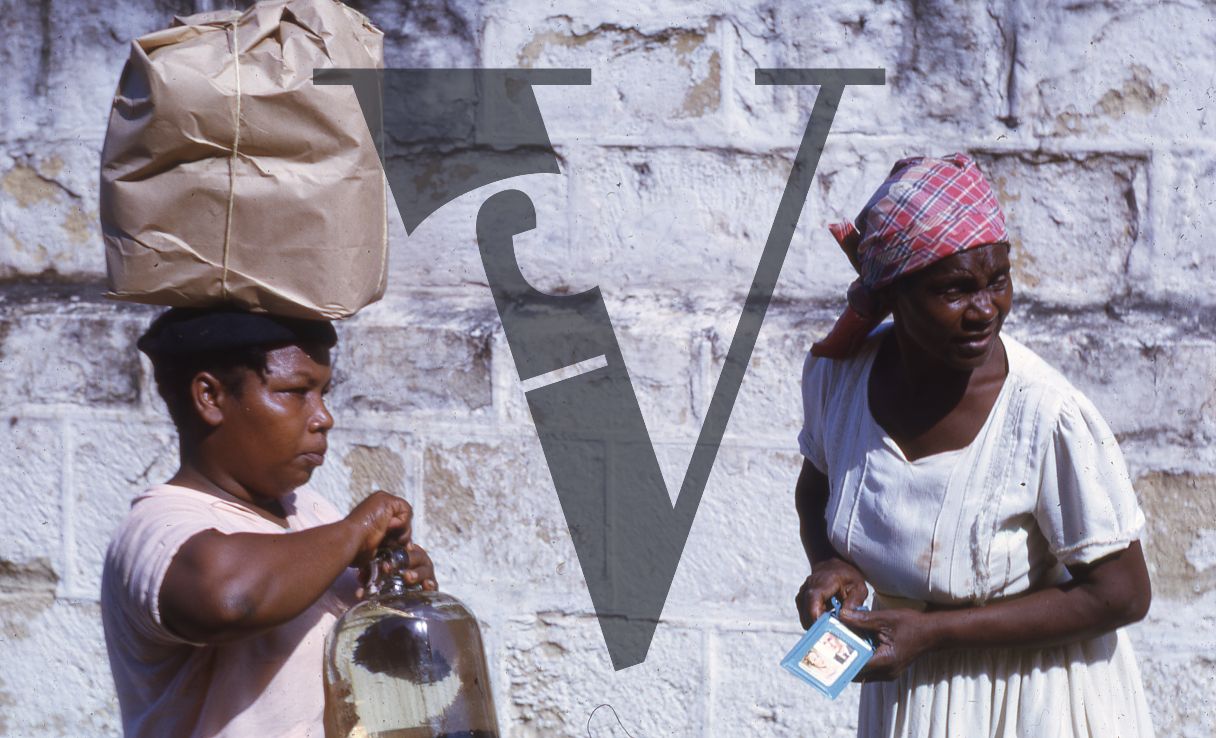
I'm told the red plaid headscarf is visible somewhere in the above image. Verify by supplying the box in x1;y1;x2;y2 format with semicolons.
811;153;1009;358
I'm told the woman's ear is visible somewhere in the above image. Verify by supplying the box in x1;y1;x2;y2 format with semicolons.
190;372;228;429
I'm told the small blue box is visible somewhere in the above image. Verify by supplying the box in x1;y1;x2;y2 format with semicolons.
780;601;874;699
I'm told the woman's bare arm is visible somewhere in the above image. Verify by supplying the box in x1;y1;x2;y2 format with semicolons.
795;458;837;566
839;540;1151;680
794;458;869;626
794;456;1151;679
160;491;436;644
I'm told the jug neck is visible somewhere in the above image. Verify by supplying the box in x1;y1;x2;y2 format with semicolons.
375;572;423;597
367;544;424;598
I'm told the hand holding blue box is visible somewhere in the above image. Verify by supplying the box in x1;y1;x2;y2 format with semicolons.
780;597;874;698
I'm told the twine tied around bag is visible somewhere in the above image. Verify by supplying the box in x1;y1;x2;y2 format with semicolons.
221;20;242;301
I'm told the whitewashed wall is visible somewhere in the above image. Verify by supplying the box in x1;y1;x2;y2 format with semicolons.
1;0;1214;736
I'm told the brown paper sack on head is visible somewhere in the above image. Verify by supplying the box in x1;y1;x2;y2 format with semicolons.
100;0;386;320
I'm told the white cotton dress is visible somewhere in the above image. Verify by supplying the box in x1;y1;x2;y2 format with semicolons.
798;326;1155;738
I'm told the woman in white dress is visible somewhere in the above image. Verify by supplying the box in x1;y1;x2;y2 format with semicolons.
794;154;1155;738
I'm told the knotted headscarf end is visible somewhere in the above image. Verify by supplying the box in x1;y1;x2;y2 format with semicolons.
811;153;1008;359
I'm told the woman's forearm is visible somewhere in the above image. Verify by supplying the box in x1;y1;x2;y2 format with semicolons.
841;541;1151;679
161;491;416;643
795;458;871;622
926;541;1151;652
163;521;362;642
213;525;359;624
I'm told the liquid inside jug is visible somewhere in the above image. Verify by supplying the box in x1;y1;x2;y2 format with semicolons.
325;547;500;738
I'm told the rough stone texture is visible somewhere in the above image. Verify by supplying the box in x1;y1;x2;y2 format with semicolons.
0;2;133;143
0;144;106;279
613;318;704;433
1;0;1215;735
1135;649;1216;738
330;303;495;418
975;151;1146;307
0;600;119;737
0;1;191;279
715;309;835;443
737;1;1009;144
347;0;481;68
1017;1;1215;143
422;439;584;593
0;306;143;411
0;419;63;578
1136;472;1216;601
501;614;704;736
1137;151;1216;307
565;146;787;298
667;447;807;620
712;628;860;737
307;427;415;513
726;2;907;144
1013;327;1216;443
561;141;931;305
67;419;177;599
485;12;727;143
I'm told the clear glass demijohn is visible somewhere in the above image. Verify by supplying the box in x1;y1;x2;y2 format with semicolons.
324;546;500;738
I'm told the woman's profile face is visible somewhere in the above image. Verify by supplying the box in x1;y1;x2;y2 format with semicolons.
888;243;1013;371
210;343;334;501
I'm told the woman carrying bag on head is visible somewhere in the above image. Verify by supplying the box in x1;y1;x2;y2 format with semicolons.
794;154;1155;738
102;309;438;738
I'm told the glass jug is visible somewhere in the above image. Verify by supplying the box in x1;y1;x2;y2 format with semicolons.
324;546;500;738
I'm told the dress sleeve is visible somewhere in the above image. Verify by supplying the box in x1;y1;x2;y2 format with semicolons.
105;494;219;647
798;350;831;473
1033;391;1146;567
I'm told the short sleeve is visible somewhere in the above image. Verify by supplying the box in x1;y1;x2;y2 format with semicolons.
1034;392;1146;567
103;495;220;646
798;350;831;473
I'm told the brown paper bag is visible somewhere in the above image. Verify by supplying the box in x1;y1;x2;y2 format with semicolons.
100;0;387;320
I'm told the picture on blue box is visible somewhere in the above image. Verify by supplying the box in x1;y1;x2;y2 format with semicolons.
797;627;859;685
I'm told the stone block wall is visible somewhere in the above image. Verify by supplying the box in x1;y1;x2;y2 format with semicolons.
1;0;1214;735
